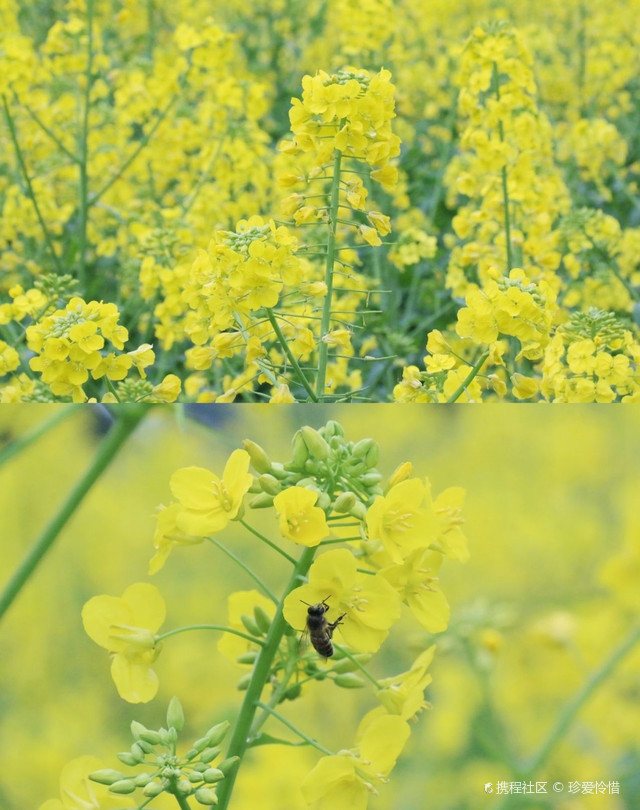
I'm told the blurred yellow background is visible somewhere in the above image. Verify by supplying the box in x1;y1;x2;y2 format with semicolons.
0;405;638;810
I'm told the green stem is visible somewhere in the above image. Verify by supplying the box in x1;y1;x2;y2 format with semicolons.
0;407;148;622
0;406;76;469
492;63;514;273
215;546;317;810
1;94;64;274
78;0;95;289
249;636;299;740
446;350;489;403
170;787;191;810
332;643;381;688
207;537;278;603
315;148;343;400
156;624;264;647
20;99;80;164
254;701;334;755
239;519;296;564
265;309;318;402
493;623;640;810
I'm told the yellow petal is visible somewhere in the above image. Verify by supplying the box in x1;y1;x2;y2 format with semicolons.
111;654;159;703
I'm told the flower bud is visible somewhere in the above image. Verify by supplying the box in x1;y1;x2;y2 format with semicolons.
253;605;272;633
324;420;344;437
199;746;222;763
236;651;258;665
109;780;136;795
240;613;262;636
195;787;219;805
334;673;366;688
203;768;225;783
349;501;367;521
360;471;382;486
116;752;139;767
139;729;162;746
205;721;230;747
236;674;252;690
130;742;146;762
167;696;185;732
284;683;302;700
242;439;272;474
300;426;330;460
316;491;331;511
258;473;281;495
188;771;205;783
130;720;148;740
352;438;376;459
250;493;274;508
176;778;193;795
364;443;379;468
270;462;287;479
217;756;240;775
90;769;125;785
291;431;309;467
143;780;165;797
387;461;413;490
133;773;153;787
333;491;356;513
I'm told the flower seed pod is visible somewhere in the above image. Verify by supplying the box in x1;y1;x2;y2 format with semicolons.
334;673;366;688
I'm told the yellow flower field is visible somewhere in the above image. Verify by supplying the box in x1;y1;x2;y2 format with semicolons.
0;405;638;809
1;1;639;402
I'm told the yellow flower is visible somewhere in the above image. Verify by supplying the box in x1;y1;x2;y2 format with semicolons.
376;646;436;719
218;590;274;662
273;486;329;546
381;550;450;632
170;449;253;536
301;711;410;810
81;583;165;703
39;756;131;810
284;549;401;652
366;479;437;563
148;502;202;574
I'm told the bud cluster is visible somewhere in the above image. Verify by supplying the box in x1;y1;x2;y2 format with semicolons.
89;697;236;806
243;420;383;519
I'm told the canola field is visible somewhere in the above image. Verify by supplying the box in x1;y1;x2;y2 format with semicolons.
0;405;639;810
1;0;640;403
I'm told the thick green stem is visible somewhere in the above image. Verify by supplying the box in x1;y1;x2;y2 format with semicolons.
316;149;343;399
0;407;148;622
78;0;95;288
215;546;317;810
249;636;299;740
265;309;318;401
1;95;64;274
0;406;76;469
156;624;265;647
446;350;489;403
492;63;514;273
170;787;192;810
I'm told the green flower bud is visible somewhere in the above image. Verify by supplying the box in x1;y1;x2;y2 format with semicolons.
133;773;153;787
270;462;288;480
143;780;165;797
360;471;382;486
130;742;146;762
284;683;302;700
167;727;178;744
250;493;274;508
205;720;230;746
116;752;139;767
303;459;321;475
217;756;240;775
237;673;252;690
331;653;371;673
90;769;125;785
248;480;262;493
349;501;367;521
316;491;331;510
176;778;193;795
167;697;185;732
291;431;309;468
195;787;219;805
130;720;148;741
324;420;344;437
242;439;272;474
135;738;156;754
300;426;330;460
200;747;221;763
240;613;262;637
334;673;366;688
203;768;225;783
192;762;209;772
236;651;258;665
253;605;272;634
333;492;356;513
191;736;210;754
188;771;204;783
352;438;375;459
109;780;136;795
258;473;281;495
365;444;379;468
139;729;162;746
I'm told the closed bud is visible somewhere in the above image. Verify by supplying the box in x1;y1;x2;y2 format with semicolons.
167;696;184;732
205;721;230;747
334;673;366;688
316;491;331;510
237;673;252;690
352;438;376;459
109;780;136;795
365;444;379;468
349;501;367;521
130;742;146;762
135;738;156;754
195;787;219;805
253;605;272;634
143;780;165;797
240;614;261;636
203;768;225;783
176;778;193;795
130;720;148;740
90;769;125;785
387;461;413;490
218;756;240;775
200;746;221;763
248;480;262;493
242;439;272;474
116;752;139;767
167;727;178;744
300;426;330;460
236;651;258;665
139;729;162;746
333;492;356;513
133;773;153;787
258;473;281;495
360;471;382;486
249;493;274;508
270;462;287;479
291;431;309;467
188;771;204;783
191;736;210;753
324;420;344;437
284;683;302;700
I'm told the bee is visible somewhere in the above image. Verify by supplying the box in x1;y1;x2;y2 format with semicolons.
302;597;346;658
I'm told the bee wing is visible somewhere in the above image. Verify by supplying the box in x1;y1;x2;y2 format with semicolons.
297;627;310;654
